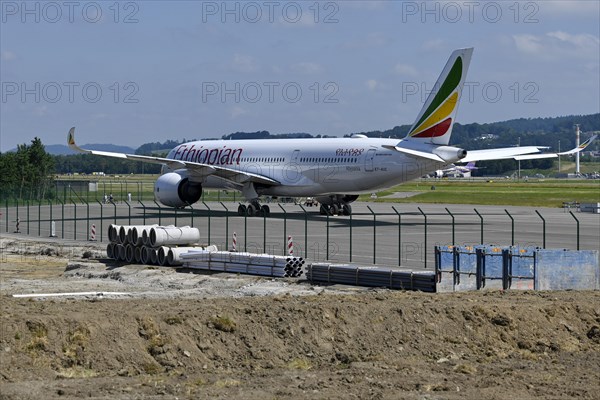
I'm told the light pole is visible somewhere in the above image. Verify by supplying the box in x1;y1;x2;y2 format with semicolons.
517;137;521;180
558;140;561;173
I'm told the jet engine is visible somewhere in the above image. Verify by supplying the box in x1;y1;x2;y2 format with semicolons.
154;172;202;208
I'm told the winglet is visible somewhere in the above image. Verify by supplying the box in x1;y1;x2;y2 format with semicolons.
67;127;89;153
559;135;597;155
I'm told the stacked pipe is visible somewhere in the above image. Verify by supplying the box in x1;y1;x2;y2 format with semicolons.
105;224;214;266
306;263;436;292
180;250;305;278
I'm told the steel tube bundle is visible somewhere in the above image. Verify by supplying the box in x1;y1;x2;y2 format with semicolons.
307;263;436;292
180;251;304;278
149;226;200;247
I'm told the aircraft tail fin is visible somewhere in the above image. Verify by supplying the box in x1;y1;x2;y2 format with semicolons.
405;48;473;145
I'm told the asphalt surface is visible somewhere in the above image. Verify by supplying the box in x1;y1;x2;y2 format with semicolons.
1;201;598;269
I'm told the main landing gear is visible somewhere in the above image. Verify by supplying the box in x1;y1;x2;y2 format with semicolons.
319;202;352;216
238;200;270;217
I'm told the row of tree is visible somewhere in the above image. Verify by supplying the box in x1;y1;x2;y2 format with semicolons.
0;138;55;200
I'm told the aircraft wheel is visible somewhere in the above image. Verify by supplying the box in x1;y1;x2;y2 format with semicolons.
237;204;247;216
330;204;340;216
342;204;352;216
246;204;257;217
261;205;270;217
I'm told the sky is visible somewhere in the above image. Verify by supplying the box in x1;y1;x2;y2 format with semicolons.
1;0;599;151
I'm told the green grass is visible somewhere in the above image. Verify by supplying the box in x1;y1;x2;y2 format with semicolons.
362;180;600;207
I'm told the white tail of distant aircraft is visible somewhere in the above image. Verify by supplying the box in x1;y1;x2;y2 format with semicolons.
68;48;595;216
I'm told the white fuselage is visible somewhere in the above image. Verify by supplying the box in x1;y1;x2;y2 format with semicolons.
165;137;447;197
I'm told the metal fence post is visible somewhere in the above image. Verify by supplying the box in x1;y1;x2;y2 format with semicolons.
5;199;8;233
71;188;90;241
392;206;401;266
277;204;287;255
504;209;514;246
26;200;30;235
445;207;455;246
15;198;19;233
349;212;353;263
112;200;117;224
96;200;103;242
124;201;131;225
71;199;77;240
418;207;427;269
47;199;53;236
326;212;330;260
569;211;580;250
153;200;162;226
189;204;194;228
138;200;146;225
240;203;248;252
534;210;546;249
263;207;267;253
38;200;41;236
474;208;483;244
56;198;65;239
220;202;229;251
174;206;178;227
366;206;376;264
202;202;211;245
298;204;308;259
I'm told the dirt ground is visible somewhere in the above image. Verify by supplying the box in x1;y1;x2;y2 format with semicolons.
1;236;599;399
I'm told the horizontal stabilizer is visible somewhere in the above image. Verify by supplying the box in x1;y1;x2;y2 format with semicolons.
381;145;445;162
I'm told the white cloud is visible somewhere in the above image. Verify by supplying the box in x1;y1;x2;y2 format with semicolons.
230;106;247;118
513;31;599;60
231;54;259;73
344;32;388;49
291;62;322;74
33;106;48;117
513;34;543;53
394;63;418;77
1;51;16;61
423;39;445;51
365;79;378;91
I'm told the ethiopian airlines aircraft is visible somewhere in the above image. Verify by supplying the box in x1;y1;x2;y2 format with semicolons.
68;48;595;216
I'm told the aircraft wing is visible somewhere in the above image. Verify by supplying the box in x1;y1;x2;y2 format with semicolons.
462;135;596;162
67;127;279;186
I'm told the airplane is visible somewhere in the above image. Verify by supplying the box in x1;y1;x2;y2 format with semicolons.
432;162;479;178
67;48;596;217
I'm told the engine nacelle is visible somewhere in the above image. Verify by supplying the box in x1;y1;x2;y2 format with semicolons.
154;172;202;208
432;146;467;163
